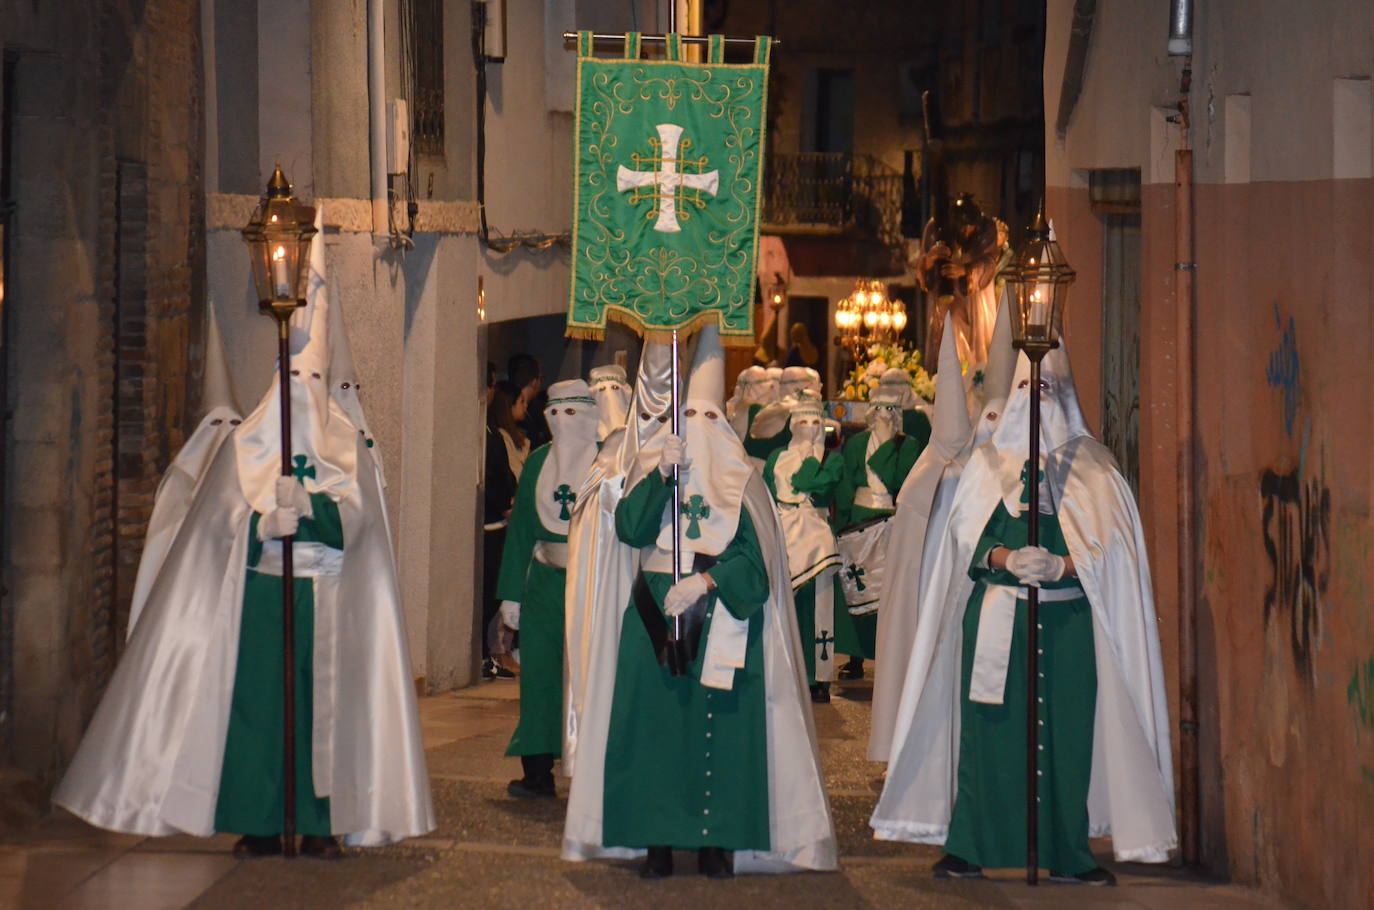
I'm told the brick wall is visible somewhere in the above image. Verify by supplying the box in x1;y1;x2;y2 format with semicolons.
0;0;203;778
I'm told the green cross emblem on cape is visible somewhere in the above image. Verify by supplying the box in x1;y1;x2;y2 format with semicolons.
1020;460;1046;505
567;31;773;347
681;494;711;539
816;631;834;661
554;483;577;521
845;563;867;592
291;455;316;483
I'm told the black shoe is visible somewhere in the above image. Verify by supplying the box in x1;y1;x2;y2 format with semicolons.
932;854;984;879
232;834;283;858
810;683;831;704
493;661;516;679
640;846;673;879
1049;866;1117;886
838;659;865;680
507;776;556;798
481;658;499;680
300;835;343;859
697;846;733;879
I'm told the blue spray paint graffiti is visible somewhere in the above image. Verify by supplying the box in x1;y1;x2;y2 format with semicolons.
1266;303;1300;437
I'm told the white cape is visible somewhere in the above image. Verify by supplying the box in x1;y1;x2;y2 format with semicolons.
54;434;435;845
562;473;838;872
869;435;1177;862
126;405;240;637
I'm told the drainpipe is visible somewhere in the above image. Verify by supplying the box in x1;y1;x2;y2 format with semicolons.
1171;0;1199;868
368;0;388;235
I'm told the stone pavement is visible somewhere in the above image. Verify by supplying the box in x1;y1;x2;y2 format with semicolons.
1;674;1289;909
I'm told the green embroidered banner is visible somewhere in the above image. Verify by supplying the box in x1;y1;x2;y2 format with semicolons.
567;32;772;347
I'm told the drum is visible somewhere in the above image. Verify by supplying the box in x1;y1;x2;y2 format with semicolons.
835;514;892;616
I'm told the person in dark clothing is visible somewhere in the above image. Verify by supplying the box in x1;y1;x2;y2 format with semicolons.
508;353;551;449
484;363;519;679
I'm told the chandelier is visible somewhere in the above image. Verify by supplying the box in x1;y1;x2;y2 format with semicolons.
834;279;907;358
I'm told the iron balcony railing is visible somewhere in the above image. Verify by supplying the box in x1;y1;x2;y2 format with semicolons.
761;152;905;251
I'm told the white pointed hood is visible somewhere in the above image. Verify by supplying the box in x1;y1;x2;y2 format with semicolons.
972;286;1015;415
625;342;675;487
878;367;917;409
536;379;600;534
654;324;751;557
203;301;240;418
588;364;631;443
984;341;1091;517
726;365;774;439
779;366;820;402
234;204;358;515
927;313;972;461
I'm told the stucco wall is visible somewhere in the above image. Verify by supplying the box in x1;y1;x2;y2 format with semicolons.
1045;1;1374;905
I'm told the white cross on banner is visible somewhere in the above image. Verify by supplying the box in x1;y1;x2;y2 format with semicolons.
616;123;721;233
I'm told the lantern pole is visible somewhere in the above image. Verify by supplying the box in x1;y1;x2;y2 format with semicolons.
1006;201;1073;887
241;164;315;859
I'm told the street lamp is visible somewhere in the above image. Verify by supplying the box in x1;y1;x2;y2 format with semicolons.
1004;202;1075;887
240;164;317;860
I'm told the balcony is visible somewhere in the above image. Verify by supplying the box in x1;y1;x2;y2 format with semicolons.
761;153;907;274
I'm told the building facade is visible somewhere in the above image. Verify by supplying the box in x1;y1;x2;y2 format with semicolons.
1045;1;1374;905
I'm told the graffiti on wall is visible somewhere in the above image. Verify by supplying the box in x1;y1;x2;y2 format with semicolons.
1260;460;1331;681
1265;303;1300;438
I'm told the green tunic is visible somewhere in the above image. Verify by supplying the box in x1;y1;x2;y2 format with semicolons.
762;449;843;683
829;429;922;659
496;444;569;758
902;408;933;451
216;482;341;837
603;471;771;851
944;496;1097;875
743;402;791;461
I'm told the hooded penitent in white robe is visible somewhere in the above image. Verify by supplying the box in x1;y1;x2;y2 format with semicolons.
588;364;631;446
55;207;434;846
868;303;1014;762
562;326;837;872
764;395;841;683
725;365;776;441
869;341;1176;864
562;347;666;774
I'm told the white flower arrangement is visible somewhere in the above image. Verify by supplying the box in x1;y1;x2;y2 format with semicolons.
839;341;936;404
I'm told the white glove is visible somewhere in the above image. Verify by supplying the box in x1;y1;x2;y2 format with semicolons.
663;572;711;617
257;506;300;541
1004;546;1066;586
500;600;521;631
658;433;691;479
275;475;314;520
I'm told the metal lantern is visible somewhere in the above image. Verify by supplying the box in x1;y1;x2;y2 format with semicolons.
242;164;317;321
1006;204;1075;356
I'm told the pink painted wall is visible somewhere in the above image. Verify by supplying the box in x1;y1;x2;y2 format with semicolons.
1045;1;1374;906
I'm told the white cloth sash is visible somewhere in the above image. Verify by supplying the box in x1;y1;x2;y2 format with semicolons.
853;486;895;512
533;540;570;570
969;582;1084;705
254;540;344;578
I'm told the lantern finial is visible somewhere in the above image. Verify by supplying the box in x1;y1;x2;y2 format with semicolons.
1028;198;1048;237
267;162;292;199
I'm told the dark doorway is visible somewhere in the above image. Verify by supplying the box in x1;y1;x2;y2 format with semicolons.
1093;169;1142;494
785;295;830;393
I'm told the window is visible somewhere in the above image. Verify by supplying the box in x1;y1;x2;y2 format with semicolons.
405;0;445;157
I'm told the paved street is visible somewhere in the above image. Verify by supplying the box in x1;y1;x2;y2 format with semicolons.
1;676;1287;909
